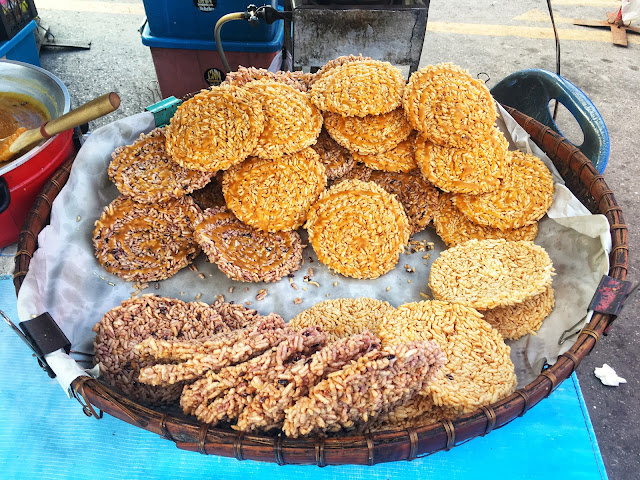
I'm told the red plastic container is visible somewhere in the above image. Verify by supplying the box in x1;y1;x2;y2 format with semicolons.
0;130;75;247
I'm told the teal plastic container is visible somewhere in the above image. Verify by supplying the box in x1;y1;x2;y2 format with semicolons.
142;0;279;42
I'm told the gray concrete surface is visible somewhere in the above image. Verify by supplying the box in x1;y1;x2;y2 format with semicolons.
4;0;639;477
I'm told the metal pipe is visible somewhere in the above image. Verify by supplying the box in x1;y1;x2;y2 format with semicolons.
214;12;249;74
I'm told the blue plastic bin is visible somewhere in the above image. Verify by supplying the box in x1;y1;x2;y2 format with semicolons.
0;19;39;67
142;0;279;43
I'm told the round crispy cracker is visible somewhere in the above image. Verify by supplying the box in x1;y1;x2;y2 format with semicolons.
323;108;412;155
369;169;440;234
289;297;395;343
415;127;509;194
223;148;327;232
223;66;311;92
93;195;201;282
310;60;405;117
403;63;497;147
108;128;213;204
378;300;517;412
429;239;555;309
454;150;555;230
433;193;538;247
305;179;410;279
352;131;419;173
195;207;303;283
243;79;323;159
165;85;264;172
309;54;371;86
311;128;355;180
481;285;555;340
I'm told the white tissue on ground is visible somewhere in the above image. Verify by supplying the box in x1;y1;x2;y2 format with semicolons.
594;364;627;387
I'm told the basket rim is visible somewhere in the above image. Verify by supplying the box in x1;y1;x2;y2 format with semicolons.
12;106;629;466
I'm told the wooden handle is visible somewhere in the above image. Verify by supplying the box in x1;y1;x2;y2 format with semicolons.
9;92;121;155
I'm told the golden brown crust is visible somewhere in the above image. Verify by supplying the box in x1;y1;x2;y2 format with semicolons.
243;79;323;159
223;148;327;232
369;169;440;234
481;285;555;340
352;131;419;173
309;54;371;86
415;127;509;194
403;63;497;147
323;108;412;155
92;195;201;282
453;150;555;230
305;179;410;279
165;86;264;172
223;66;312;92
310;60;406;117
429;239;555;309
433;193;538;247
378;300;517;413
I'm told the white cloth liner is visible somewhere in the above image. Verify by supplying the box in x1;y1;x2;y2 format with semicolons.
17;106;611;393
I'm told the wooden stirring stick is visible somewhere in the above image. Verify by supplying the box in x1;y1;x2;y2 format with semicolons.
0;92;121;163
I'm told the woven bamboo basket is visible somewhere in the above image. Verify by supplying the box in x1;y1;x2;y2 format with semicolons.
12;106;628;466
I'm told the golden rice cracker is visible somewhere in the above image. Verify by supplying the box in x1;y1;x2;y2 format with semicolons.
369;169;440;234
415;126;509;194
222;148;327;232
429;238;555;309
93;195;201;282
311;128;355;180
223;66;311;92
194;207;303;283
453;150;555;230
378;300;517;413
403;63;497;148
433;193;538;247
243;79;323;159
481;285;555;340
305;179;411;279
323;108;412;155
352;131;419;173
289;298;395;343
165;85;264;172
310;59;406;117
309;54;372;86
108;127;213;204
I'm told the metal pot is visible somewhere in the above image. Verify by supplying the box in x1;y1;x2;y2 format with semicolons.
0;59;74;247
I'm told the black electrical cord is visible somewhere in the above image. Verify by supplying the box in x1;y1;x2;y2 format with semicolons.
546;0;561;121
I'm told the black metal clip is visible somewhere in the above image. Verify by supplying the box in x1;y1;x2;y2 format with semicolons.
559;275;637;345
1;310;71;378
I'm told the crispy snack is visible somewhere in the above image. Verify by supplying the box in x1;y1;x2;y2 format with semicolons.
352;131;419;173
378;300;517;413
92;294;245;405
223;66;312;92
181;327;327;424
323;108;412;155
329;162;374;187
403;63;497;147
415;127;509;194
433;193;538;247
223;148;326;232
282;340;445;437
454;150;555;230
369;169;440;234
92;195;201;282
136;313;287;385
194;207;303;283
289;298;395;343
311;128;355;180
429;239;555;309
481;285;555;340
305;179;411;279
235;331;380;432
310;59;406;117
243;79;323;158
309;54;371;85
189;177;226;210
365;395;460;432
108;128;213;204
164;85;264;172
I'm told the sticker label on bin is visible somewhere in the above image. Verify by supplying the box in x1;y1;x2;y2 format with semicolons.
193;0;216;12
204;68;225;87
